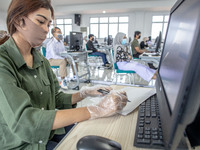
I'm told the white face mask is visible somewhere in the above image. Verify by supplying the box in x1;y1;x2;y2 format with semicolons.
56;34;63;40
121;39;127;45
15;17;48;48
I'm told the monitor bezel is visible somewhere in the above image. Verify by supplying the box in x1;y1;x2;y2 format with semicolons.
69;31;83;50
156;0;200;148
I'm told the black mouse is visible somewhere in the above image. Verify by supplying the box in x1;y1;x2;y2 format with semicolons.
76;135;121;150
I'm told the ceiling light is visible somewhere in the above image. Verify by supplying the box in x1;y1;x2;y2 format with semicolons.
103;11;106;14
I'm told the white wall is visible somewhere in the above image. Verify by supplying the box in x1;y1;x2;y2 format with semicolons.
56;10;169;42
0;11;7;31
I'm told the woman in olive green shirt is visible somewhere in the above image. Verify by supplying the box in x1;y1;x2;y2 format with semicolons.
0;0;128;149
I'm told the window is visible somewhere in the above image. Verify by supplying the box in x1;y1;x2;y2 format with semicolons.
47;18;72;38
151;15;169;40
90;16;129;38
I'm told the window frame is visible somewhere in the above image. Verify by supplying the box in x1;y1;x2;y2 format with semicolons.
151;15;169;40
90;16;129;38
47;18;73;38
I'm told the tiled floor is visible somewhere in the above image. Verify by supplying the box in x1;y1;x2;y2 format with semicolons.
58;60;157;108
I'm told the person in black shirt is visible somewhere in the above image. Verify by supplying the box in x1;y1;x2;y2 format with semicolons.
86;34;110;67
140;37;149;49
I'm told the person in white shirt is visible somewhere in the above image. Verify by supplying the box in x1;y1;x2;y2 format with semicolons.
46;27;78;89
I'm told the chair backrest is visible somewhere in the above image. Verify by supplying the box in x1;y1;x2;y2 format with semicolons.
85;44;88;51
114;63;118;69
42;47;46;57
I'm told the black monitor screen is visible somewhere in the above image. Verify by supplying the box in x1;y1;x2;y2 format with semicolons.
155;31;162;52
64;35;69;45
159;1;200;111
107;35;113;45
69;32;83;51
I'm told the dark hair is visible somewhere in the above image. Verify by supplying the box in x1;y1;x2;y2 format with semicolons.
51;27;60;35
148;36;152;41
88;34;94;39
0;36;10;45
134;31;141;38
7;0;54;36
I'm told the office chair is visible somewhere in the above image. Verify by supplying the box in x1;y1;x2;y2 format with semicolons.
110;48;136;85
85;45;103;69
41;47;60;76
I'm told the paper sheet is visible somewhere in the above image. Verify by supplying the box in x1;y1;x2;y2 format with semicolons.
119;87;156;115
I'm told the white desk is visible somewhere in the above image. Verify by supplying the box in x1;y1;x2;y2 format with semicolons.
139;53;161;67
55;85;200;150
55;85;154;150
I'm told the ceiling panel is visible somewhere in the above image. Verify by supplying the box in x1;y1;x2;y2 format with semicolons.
51;0;161;6
0;0;175;15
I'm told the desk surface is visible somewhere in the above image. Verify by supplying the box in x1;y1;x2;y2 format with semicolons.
56;85;153;150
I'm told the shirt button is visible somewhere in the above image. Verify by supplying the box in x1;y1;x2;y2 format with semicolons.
34;75;37;78
40;92;43;95
39;140;43;144
41;107;44;110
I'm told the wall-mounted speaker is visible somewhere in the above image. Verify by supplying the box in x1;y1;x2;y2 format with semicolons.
75;14;81;26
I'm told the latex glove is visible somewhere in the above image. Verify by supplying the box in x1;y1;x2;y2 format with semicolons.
80;85;113;98
87;90;128;119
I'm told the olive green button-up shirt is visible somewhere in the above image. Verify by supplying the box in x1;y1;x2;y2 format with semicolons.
0;37;73;150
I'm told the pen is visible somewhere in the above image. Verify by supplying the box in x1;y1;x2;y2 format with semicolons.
97;89;131;102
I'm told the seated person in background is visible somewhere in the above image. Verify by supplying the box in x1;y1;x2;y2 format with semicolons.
83;35;88;50
131;31;148;58
86;34;110;67
46;27;78;89
0;30;10;45
114;32;157;82
140;37;149;49
147;36;153;47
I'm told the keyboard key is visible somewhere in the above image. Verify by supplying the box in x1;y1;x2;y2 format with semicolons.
139;123;144;127
152;128;158;131
152;131;158;135
152;113;157;117
140;113;145;117
137;134;143;139
137;139;151;144
139;121;144;124
138;128;144;134
152;135;158;140
145;127;151;131
144;131;151;135
144;135;151;139
152;140;164;146
145;120;151;124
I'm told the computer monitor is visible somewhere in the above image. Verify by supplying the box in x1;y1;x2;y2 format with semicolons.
104;37;107;43
107;35;113;45
129;37;132;43
155;31;162;52
156;0;200;149
64;35;69;45
154;36;158;45
69;31;83;51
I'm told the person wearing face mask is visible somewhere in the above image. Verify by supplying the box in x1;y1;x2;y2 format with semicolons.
0;0;128;150
140;37;149;49
86;34;110;67
131;31;148;58
114;32;157;82
46;27;79;89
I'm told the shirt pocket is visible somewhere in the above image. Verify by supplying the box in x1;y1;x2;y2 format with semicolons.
41;78;51;97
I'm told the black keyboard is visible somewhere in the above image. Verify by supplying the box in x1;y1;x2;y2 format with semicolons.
134;94;164;149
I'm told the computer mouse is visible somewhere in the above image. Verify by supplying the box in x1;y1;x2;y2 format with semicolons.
76;135;121;150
